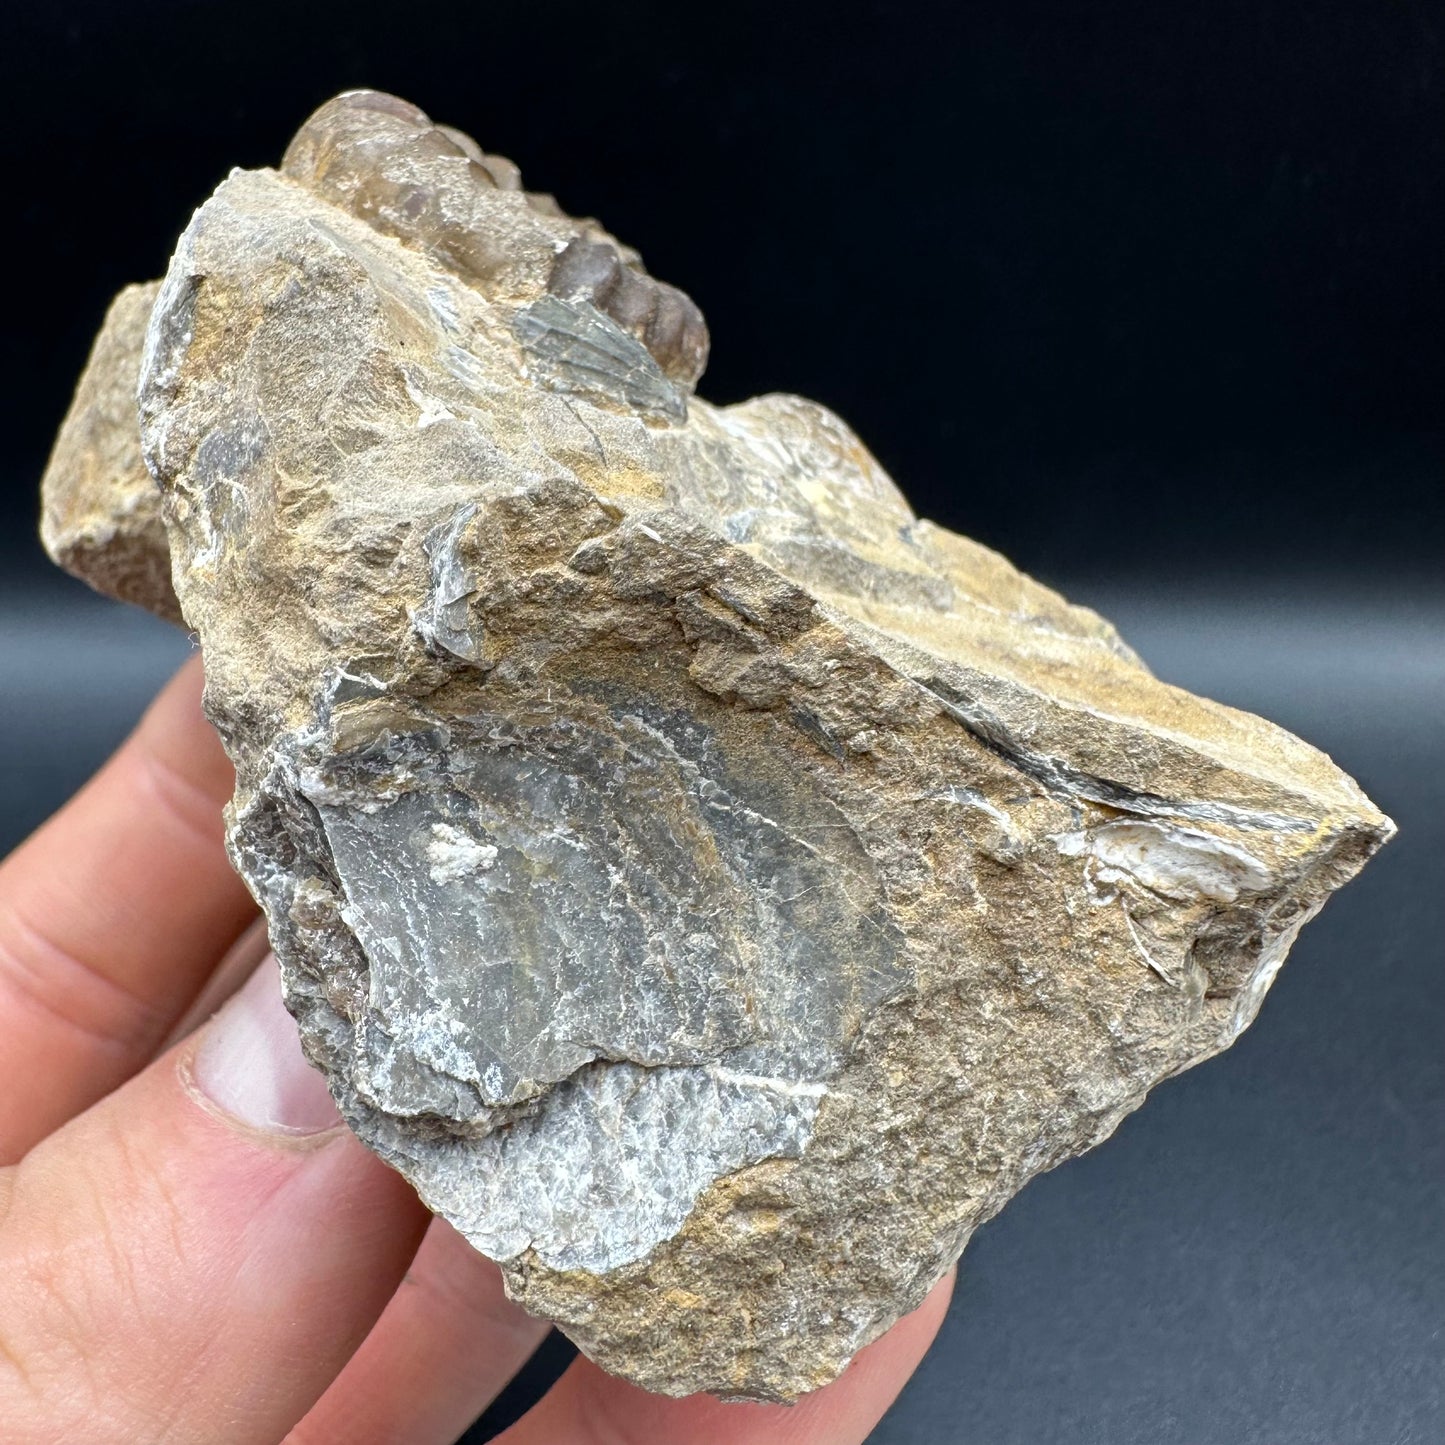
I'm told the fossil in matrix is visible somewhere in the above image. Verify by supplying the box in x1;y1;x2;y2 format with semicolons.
40;91;1393;1401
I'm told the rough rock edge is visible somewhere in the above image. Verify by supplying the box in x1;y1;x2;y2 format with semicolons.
40;280;179;622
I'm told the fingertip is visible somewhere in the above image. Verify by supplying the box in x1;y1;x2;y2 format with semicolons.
188;957;342;1137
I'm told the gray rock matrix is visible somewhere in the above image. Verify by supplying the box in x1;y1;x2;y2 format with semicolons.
41;91;1393;1401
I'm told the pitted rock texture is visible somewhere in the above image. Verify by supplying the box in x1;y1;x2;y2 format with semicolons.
40;91;1393;1402
40;279;179;622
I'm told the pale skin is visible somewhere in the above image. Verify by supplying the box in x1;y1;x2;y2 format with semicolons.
0;655;953;1444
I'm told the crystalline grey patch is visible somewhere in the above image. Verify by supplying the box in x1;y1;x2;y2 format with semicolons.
918;675;1318;833
1053;820;1272;904
362;1056;821;1272
514;294;687;421
301;702;907;1121
324;658;395;708
413;503;482;661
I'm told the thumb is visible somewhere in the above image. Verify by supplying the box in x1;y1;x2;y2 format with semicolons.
0;959;429;1445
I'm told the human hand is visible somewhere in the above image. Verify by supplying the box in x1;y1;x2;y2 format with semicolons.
0;656;953;1443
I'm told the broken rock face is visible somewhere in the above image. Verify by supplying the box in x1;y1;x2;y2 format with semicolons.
41;91;1393;1401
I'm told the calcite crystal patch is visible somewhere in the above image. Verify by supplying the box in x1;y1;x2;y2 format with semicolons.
41;91;1393;1401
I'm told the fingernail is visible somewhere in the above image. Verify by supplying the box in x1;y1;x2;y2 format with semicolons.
192;956;342;1135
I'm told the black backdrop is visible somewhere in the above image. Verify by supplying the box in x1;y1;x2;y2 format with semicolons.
1;0;1441;584
1;6;1441;1444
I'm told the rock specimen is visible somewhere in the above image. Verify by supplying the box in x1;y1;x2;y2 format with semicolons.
40;91;1393;1401
41;279;179;623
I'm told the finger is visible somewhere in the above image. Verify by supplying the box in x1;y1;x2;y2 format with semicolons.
287;1220;550;1445
161;914;272;1051
496;1270;955;1445
0;654;256;1159
0;957;430;1445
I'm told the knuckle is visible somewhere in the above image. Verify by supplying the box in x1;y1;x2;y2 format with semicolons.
0;899;167;1061
132;714;230;854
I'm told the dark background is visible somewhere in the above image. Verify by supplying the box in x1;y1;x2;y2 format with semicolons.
1;3;1440;1442
3;0;1442;585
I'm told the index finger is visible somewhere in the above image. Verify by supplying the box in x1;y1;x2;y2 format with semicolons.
0;654;255;1160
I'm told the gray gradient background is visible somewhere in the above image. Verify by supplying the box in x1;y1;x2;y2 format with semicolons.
1;1;1441;1439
